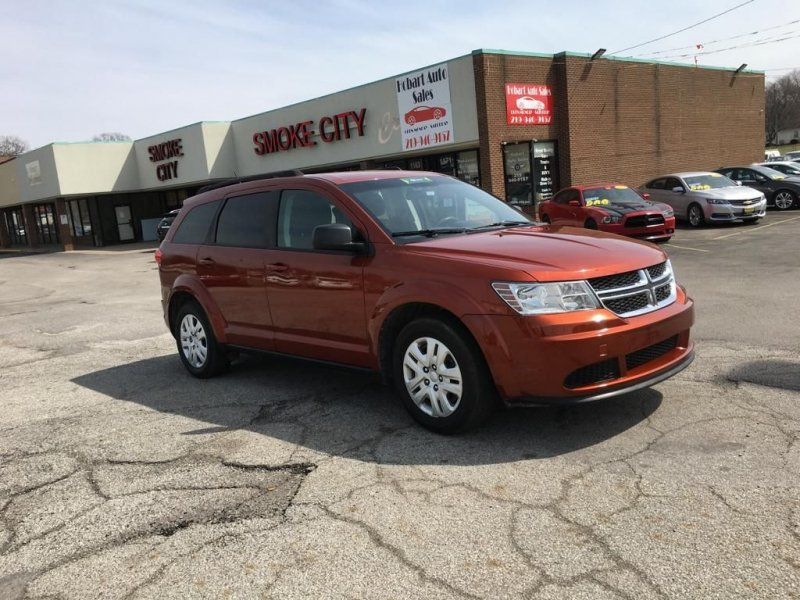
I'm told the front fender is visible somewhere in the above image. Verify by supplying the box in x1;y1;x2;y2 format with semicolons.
367;278;491;354
169;275;228;343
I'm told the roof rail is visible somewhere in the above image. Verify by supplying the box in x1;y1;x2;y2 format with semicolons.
197;169;304;194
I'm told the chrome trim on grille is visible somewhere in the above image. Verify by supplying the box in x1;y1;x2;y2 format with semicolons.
588;261;677;317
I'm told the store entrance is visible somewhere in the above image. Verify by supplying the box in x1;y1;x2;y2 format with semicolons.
3;208;27;246
33;203;59;245
502;140;559;212
115;205;135;242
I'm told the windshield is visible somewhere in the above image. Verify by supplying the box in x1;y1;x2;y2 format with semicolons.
340;176;532;240
684;174;736;190
582;186;644;205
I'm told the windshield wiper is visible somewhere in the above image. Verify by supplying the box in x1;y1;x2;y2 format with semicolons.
391;228;467;238
468;220;535;231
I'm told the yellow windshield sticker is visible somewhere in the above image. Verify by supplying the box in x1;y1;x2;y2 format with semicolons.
775;175;786;180
689;184;711;191
614;185;628;189
586;198;610;206
710;173;722;177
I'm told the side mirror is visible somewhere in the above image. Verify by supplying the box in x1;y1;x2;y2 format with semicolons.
568;200;581;207
312;223;366;253
671;186;685;193
641;192;651;200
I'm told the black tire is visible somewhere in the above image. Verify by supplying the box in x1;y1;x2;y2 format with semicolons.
773;190;796;210
687;203;705;228
585;219;598;230
174;300;228;378
541;214;551;224
392;317;496;434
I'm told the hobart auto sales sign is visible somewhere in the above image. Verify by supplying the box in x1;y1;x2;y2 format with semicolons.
505;84;553;125
396;63;454;151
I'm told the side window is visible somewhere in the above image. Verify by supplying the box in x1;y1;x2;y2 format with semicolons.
566;189;581;204
552;189;570;205
648;178;665;190
665;177;683;191
277;190;353;250
717;169;734;179
215;192;276;248
738;169;756;183
172;200;221;244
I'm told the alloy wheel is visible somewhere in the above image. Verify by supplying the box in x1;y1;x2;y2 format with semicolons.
689;206;702;226
180;314;208;368
774;191;794;210
402;337;463;418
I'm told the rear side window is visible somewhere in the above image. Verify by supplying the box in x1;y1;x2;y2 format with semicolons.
172;200;220;244
647;178;666;190
277;190;352;250
215;192;277;248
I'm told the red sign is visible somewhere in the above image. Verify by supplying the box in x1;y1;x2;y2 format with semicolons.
253;108;366;156
505;84;552;126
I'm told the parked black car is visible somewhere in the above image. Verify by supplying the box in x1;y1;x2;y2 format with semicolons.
715;165;800;210
157;209;180;242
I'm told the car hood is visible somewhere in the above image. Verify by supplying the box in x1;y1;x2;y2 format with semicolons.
692;186;764;200
404;226;666;282
589;200;666;217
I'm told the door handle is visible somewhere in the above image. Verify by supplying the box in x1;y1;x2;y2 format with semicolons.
199;257;215;265
265;263;288;273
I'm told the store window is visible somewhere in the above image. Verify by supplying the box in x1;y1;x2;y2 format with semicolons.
3;208;27;246
67;198;92;237
376;149;481;187
33;203;59;245
502;141;560;208
456;150;480;187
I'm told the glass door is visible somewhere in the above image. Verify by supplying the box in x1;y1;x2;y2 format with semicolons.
503;142;533;206
33;203;59;245
115;205;135;242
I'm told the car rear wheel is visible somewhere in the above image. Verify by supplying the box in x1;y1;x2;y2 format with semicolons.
175;300;228;378
393;318;495;433
773;190;796;210
687;204;705;227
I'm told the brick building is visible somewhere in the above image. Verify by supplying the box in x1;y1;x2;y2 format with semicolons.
0;49;764;250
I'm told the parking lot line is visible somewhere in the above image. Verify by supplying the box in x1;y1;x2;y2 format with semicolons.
663;243;709;252
712;215;800;240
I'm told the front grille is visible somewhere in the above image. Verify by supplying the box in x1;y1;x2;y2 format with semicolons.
727;198;761;206
647;262;667;280
588;261;676;317
588;270;643;291
564;358;620;389
625;214;664;228
626;336;679;370
605;292;650;314
654;283;671;302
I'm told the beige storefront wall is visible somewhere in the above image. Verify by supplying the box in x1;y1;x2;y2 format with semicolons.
0;159;20;208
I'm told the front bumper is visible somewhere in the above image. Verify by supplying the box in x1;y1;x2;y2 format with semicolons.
704;201;766;222
600;215;676;241
462;288;694;404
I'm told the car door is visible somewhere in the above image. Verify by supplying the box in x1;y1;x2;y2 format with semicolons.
643;178;668;205
263;185;370;367
664;177;690;215
546;189;570;224
196;191;277;351
735;169;772;197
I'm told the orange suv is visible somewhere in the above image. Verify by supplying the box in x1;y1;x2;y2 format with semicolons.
156;171;694;432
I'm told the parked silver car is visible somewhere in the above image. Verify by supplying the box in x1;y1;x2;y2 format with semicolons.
640;172;766;227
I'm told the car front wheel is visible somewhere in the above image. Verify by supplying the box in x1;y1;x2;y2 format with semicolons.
393;318;495;433
773;190;796;210
687;204;705;227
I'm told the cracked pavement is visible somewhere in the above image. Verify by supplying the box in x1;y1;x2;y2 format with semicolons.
1;215;799;599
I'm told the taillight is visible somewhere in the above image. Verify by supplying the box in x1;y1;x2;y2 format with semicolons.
154;248;163;265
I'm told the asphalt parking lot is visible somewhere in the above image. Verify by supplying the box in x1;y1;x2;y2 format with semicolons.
1;213;799;599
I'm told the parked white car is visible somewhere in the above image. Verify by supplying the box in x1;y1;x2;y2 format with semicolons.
754;161;800;177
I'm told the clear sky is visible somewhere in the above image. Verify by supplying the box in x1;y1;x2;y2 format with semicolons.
1;0;798;148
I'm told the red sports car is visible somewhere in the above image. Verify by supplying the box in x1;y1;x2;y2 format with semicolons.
539;184;675;242
404;105;447;125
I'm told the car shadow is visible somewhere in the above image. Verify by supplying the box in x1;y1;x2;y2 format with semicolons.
727;359;800;392
71;353;663;466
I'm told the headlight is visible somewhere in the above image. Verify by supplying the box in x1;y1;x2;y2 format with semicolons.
492;281;600;315
661;207;674;217
705;198;729;205
601;215;620;224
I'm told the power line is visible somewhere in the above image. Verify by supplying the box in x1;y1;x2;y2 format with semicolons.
634;18;800;56
658;30;800;59
609;0;757;55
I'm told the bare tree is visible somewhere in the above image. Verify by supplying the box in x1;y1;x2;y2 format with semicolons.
765;70;800;145
92;132;132;142
0;135;29;156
